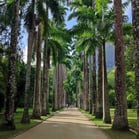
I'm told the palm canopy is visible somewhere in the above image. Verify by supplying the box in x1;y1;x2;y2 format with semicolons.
24;0;66;31
69;0;130;56
68;0;113;56
46;22;71;66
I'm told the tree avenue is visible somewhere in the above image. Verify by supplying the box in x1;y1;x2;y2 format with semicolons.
0;0;138;139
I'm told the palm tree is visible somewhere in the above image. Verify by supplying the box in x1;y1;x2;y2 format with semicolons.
41;0;66;115
3;0;20;130
21;0;36;123
52;41;69;110
112;0;128;130
68;1;98;113
89;55;93;114
102;39;111;123
41;5;49;116
32;24;41;119
132;0;139;138
84;52;89;111
95;47;103;118
69;1;111;119
92;51;96;115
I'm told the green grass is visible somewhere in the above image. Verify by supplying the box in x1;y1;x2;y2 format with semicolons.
0;108;53;139
80;109;137;139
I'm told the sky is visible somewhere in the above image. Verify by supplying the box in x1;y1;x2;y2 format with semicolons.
22;1;132;63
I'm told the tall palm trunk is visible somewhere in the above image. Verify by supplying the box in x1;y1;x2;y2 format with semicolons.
21;0;35;123
89;56;93;114
102;40;111;123
58;64;61;109
54;64;65;109
92;51;97;115
61;64;67;107
42;39;50;115
84;53;89;111
58;64;61;108
4;0;20;130
32;25;41;119
132;0;139;138
96;47;103;118
41;6;49;115
53;66;58;111
60;64;64;108
112;0;128;130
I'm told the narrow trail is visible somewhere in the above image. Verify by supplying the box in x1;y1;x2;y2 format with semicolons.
13;108;109;139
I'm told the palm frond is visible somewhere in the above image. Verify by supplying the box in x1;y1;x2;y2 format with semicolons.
68;6;96;22
46;0;66;24
48;38;67;65
122;0;131;10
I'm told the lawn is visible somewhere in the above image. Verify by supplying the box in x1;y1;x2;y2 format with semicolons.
0;108;51;139
81;109;137;139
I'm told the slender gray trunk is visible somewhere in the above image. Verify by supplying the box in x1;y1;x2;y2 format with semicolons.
96;47;103;118
53;66;58;111
102;40;111;123
92;51;97;115
84;53;89;111
89;56;93;114
42;39;49;115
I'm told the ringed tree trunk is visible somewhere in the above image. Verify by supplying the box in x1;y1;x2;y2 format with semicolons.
53;66;58;111
41;6;49;116
58;64;62;109
21;0;35;123
112;0;128;130
92;51;97;115
95;47;103;119
84;53;89;111
132;0;139;138
42;38;50;115
102;40;111;123
61;64;67;107
59;64;66;108
3;0;20;130
32;24;41;119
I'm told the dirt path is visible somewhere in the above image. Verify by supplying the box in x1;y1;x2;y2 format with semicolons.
13;108;110;139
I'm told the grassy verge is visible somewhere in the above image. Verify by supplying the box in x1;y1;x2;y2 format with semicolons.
80;109;137;139
0;108;55;139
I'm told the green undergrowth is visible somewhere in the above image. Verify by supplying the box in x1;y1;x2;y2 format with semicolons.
80;109;137;139
0;108;55;139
